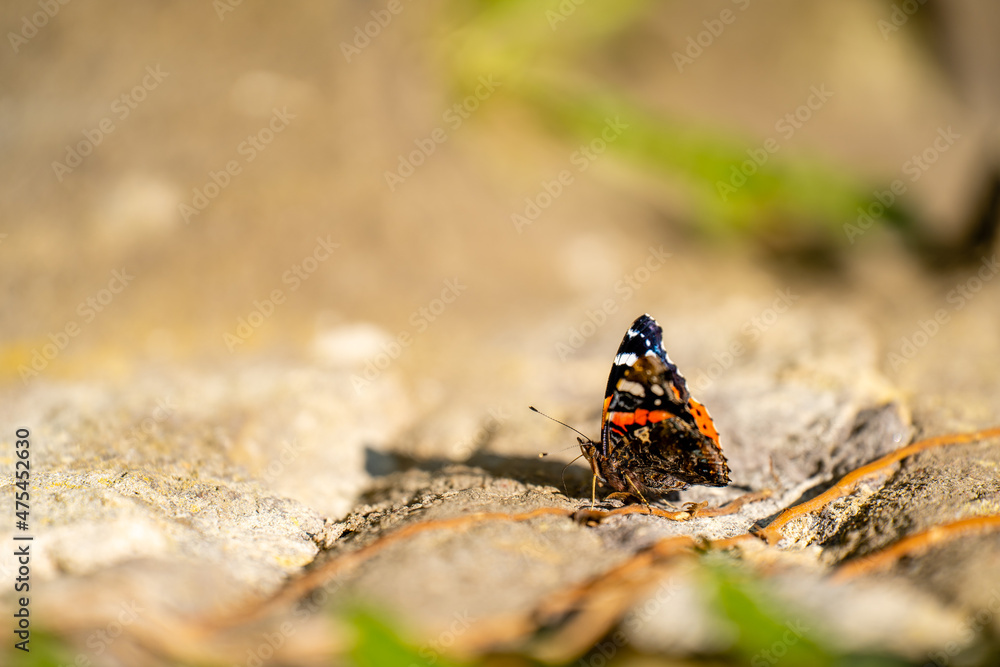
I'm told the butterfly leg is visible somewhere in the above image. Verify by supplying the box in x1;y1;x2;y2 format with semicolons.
590;474;598;509
611;475;652;514
625;475;653;514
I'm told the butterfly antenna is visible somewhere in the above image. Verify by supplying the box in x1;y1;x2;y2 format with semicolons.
530;407;593;498
560;453;585;496
529;406;592;446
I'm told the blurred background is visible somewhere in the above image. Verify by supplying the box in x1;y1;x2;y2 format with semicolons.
3;0;1000;664
2;0;999;406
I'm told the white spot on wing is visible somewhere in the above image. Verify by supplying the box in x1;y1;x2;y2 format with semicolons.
613;352;638;366
615;379;646;397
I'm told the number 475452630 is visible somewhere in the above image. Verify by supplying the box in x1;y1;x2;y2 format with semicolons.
15;428;29;529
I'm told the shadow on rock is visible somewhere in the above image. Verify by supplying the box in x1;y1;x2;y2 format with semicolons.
363;446;594;498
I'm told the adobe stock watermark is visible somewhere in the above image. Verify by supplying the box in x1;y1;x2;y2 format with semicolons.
844;125;960;244
18;268;134;383
7;0;72;53
887;254;998;371
40;600;144;665
555;246;671;361
339;0;414;62
85;601;144;658
213;0;244;21
925;586;1000;667
690;288;799;393
672;0;751;73
716;84;834;201
224;236;339;351
577;577;679;666
122;396;178;446
453;407;509;459
179;107;296;223
512;116;629;233
750;619;810;667
238;572;351;667
257;440;308;484
516;538;550;565
239;619;298;667
384;75;501;192
51;65;169;183
417;610;476;665
878;0;928;40
546;0;587;30
351;278;468;393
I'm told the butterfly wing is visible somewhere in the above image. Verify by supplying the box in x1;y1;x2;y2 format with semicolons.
601;314;730;490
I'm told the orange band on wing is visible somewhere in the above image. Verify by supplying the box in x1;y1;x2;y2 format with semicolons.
687;398;721;445
609;409;670;428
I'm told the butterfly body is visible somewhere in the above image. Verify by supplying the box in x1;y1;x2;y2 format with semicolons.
579;314;730;498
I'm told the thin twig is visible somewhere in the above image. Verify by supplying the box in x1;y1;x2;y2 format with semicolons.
755;426;1000;545
832;515;1000;581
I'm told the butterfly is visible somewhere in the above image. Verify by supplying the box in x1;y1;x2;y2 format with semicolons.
577;313;730;505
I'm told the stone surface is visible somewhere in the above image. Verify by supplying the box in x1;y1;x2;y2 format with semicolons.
3;2;1000;665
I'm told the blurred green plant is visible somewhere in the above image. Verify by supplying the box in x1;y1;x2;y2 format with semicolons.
703;561;916;667
440;0;915;248
3;629;80;667
706;563;834;667
347;605;468;667
342;577;922;667
1;587;961;667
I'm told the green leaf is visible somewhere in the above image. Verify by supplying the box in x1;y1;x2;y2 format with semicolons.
5;629;81;667
705;563;834;667
440;1;920;246
346;606;463;667
705;563;916;667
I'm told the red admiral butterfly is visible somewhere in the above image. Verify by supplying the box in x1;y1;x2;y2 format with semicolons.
572;314;730;505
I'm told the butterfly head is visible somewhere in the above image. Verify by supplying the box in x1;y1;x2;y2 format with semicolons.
577;435;613;484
